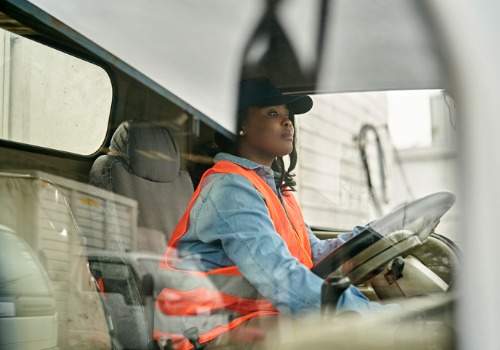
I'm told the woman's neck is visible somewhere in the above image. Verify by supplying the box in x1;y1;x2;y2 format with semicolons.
237;148;274;168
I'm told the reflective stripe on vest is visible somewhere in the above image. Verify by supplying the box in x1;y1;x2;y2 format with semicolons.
154;160;312;349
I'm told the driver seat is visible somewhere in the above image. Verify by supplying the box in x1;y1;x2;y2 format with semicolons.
89;119;194;253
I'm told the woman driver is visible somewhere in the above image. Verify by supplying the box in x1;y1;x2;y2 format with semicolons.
154;77;395;349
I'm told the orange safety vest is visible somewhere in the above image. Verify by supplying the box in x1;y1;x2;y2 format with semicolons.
154;160;313;349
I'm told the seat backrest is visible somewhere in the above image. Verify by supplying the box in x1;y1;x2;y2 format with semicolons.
89;119;194;253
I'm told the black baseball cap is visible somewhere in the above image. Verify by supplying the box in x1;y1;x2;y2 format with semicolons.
238;77;313;114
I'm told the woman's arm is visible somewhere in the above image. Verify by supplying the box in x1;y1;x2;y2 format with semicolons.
307;225;366;264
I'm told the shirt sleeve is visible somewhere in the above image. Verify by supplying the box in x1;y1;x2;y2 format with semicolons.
307;224;367;264
192;174;325;315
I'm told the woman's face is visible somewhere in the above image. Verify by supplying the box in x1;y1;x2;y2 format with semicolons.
238;104;294;166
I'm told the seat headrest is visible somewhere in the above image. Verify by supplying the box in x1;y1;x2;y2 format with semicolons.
109;119;180;183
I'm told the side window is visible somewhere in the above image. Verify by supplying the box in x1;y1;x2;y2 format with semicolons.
0;28;112;154
295;90;457;238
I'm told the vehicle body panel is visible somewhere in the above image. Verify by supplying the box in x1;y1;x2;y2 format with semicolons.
0;225;58;350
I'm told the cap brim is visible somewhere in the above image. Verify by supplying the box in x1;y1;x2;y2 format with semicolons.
254;95;313;114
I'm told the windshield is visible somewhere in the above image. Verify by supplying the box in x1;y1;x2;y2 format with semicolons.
0;2;462;350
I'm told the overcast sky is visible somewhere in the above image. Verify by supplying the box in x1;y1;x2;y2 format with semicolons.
387;90;440;149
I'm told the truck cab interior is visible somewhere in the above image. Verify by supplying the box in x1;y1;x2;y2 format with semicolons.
2;0;494;349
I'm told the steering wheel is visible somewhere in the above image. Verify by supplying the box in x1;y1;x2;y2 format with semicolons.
311;191;456;285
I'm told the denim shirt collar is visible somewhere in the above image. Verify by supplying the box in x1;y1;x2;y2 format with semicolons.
214;153;281;194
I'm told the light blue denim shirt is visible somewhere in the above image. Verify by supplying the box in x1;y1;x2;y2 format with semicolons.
175;153;390;316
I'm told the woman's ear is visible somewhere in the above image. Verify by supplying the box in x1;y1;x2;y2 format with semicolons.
239;117;248;137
